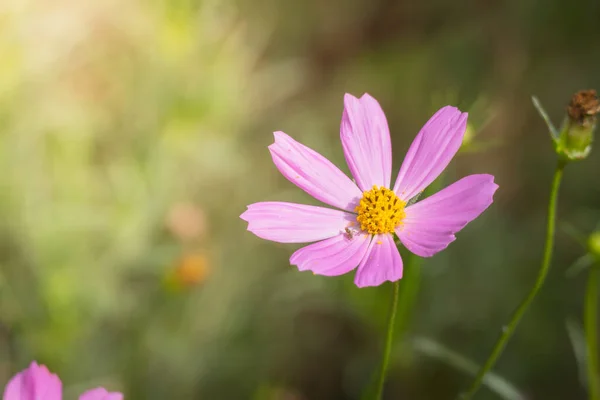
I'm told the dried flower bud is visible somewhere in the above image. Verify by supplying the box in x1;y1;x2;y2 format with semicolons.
567;90;600;125
557;90;599;160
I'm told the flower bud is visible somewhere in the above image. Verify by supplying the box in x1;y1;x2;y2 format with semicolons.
457;97;499;154
462;123;476;148
589;232;600;261
557;90;599;161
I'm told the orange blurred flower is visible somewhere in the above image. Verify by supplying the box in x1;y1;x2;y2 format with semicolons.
165;252;211;291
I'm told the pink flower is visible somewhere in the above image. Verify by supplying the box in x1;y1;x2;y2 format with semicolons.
3;362;123;400
78;388;123;400
241;93;498;287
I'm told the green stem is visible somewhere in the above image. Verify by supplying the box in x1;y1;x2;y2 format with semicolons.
394;175;444;342
375;280;400;400
395;254;422;339
586;263;600;400
459;160;566;399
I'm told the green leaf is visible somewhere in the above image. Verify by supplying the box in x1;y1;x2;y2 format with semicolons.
532;96;559;141
565;318;588;389
565;254;594;278
413;337;525;400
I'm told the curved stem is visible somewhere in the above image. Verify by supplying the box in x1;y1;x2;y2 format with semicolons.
375;280;400;400
586;263;600;400
459;160;566;399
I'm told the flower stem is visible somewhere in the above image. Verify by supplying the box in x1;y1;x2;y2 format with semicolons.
586;263;600;400
395;254;422;339
394;175;444;341
375;280;400;400
459;160;566;399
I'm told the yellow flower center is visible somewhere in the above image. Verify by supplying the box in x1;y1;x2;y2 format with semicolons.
355;185;406;235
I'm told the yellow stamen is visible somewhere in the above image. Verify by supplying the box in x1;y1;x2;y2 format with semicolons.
355;185;406;235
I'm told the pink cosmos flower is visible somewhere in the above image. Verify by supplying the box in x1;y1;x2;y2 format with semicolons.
3;362;123;400
241;93;498;287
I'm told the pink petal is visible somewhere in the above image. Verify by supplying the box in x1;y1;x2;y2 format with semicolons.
240;202;355;243
3;362;62;400
354;234;403;287
79;388;123;400
290;231;370;276
397;174;498;257
393;106;468;201
269;131;362;211
340;93;392;191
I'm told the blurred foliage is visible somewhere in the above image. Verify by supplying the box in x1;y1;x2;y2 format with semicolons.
0;0;599;399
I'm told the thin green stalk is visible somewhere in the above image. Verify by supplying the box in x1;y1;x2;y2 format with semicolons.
395;254;422;339
395;175;445;342
459;160;566;399
375;280;400;400
585;264;600;400
369;176;445;400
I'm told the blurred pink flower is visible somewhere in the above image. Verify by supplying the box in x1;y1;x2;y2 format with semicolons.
78;388;123;400
241;93;498;287
3;362;122;400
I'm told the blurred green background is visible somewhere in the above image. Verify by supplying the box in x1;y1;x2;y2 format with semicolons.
1;0;599;399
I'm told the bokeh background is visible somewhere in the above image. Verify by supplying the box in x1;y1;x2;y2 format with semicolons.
1;0;599;399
